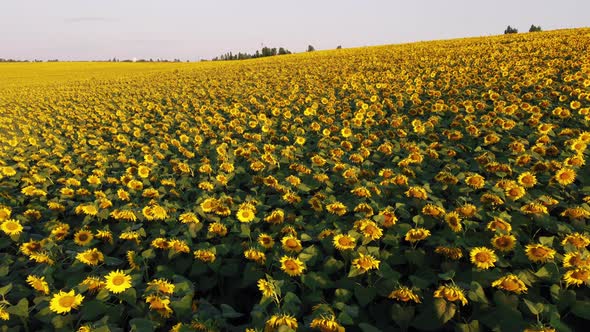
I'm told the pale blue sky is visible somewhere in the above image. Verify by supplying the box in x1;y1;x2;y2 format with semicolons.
1;0;588;61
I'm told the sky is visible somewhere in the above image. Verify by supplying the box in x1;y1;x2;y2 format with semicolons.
1;0;588;61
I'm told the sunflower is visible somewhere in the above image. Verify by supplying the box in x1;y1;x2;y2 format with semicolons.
179;212;199;224
486;218;512;233
562;252;590;268
73;229;94;246
505;185;526;201
563;266;590;287
49;290;84;314
194;249;216;263
356;220;383;241
264;209;285;224
388;286;421;303
465;174;485;189
310;315;345;332
405;186;428;200
0;305;8;321
332;234;356;251
554;167;576;185
433;284;468;306
525;244;556;263
117;188;130;201
434;246;463;260
258;233;275;249
104;270;132;294
76;248;104;266
1;219;23;236
257;279;276;298
151;237;169;249
491;234;517;252
265;314;298;331
561;233;590;249
145;295;173;317
325;202;347;216
244;249;266;264
470;247;497;269
137;165;150;178
208;222;228;237
422;204;445;218
456;203;477;218
352;253;380;273
492;274;528;294
444;212;463;232
518;172;537;188
168;239;190;254
236;207;256;223
80;276;105;293
0;207;11;221
404;228;431;243
26;275;50;294
280;256;306;277
520;202;549;215
281;235;303;253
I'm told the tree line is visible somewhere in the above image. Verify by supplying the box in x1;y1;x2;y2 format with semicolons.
212;45;318;61
504;24;542;34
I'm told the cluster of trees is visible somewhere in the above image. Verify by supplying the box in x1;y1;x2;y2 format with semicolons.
108;58;184;62
504;24;543;34
212;44;318;61
0;58;44;62
212;46;293;61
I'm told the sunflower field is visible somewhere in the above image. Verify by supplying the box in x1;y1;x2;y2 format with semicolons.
1;28;590;332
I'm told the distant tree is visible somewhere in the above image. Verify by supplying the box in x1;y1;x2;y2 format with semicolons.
504;26;518;34
278;47;287;55
307;45;315;52
529;24;542;32
336;45;342;49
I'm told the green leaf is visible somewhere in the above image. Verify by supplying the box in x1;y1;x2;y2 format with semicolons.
119;288;137;306
96;288;110;301
6;298;28;318
334;289;352;302
104;256;124;266
455;320;481;332
170;294;193;317
220;303;242;318
571;301;590;320
282;292;302;315
468;281;489;304
354;284;377;307
323;257;344;274
239;223;251;238
359;322;382;332
0;266;9;277
129;318;156;332
337;312;355;325
348;267;365;278
434;298;457;324
438;270;456;281
81;300;108;320
538;236;554;246
523;299;544;315
219;262;239;276
534;264;560;282
391;303;415;330
141;248;155;259
0;283;12;296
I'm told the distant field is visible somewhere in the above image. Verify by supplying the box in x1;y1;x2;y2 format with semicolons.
0;28;589;332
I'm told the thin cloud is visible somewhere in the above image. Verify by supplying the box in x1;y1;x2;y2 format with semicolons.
64;17;118;23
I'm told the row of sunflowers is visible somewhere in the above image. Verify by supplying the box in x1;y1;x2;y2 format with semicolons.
0;28;589;331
